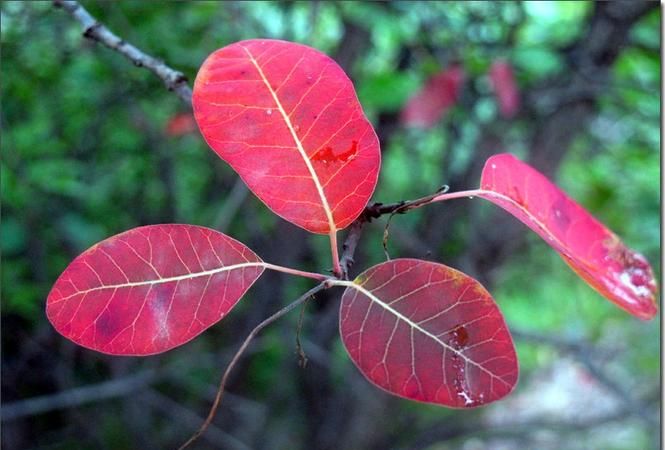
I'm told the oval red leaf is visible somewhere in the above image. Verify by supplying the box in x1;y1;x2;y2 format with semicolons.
479;153;658;320
339;259;518;408
401;66;465;128
46;225;265;356
192;39;381;234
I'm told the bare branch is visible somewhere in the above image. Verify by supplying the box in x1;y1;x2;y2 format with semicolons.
1;369;156;422
339;218;365;279
143;389;251;450
53;0;192;104
178;282;328;450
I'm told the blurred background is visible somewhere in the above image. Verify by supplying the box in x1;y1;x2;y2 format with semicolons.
1;1;660;449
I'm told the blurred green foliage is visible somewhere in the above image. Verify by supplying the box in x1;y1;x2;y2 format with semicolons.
1;2;659;450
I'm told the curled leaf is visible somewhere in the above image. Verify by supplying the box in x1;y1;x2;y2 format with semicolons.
478;153;657;320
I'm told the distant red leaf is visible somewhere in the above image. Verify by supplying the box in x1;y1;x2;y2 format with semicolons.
166;113;197;136
192;39;381;234
488;60;519;119
339;259;518;408
478;153;657;320
401;66;465;128
46;225;264;355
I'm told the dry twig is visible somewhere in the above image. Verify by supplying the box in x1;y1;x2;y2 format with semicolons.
178;282;328;450
53;0;192;104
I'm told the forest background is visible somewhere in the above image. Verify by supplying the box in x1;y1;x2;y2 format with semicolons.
1;2;660;449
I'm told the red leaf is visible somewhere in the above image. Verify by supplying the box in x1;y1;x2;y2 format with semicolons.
192;39;381;234
339;259;518;408
165;113;197;136
401;66;465;128
488;60;519;119
46;225;264;355
478;153;658;320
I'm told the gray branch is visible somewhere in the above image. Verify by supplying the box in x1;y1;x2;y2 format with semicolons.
1;369;157;422
53;0;192;105
143;389;252;450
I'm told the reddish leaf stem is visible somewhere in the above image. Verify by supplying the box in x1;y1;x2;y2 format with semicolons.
178;282;328;450
262;262;331;282
430;188;485;202
329;230;343;278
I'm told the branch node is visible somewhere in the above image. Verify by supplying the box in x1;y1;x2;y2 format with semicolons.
82;22;101;40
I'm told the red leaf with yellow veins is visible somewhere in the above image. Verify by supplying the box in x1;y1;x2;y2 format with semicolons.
46;225;264;355
338;259;518;408
478;153;657;320
192;39;381;234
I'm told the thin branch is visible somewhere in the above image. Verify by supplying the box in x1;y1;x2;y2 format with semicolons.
1;349;262;423
53;0;192;104
1;369;157;421
339;218;365;279
178;282;329;450
143;389;251;450
512;329;658;428
339;186;450;277
382;185;450;259
407;396;659;450
213;178;249;232
295;300;309;368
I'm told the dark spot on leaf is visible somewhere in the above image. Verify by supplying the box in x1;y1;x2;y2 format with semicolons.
95;310;120;341
311;140;358;165
449;324;469;349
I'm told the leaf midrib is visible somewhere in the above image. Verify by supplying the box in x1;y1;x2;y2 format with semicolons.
477;189;590;269
52;262;265;302
337;280;513;387
240;44;336;234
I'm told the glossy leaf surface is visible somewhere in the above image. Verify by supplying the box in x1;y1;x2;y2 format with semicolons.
339;259;518;408
193;39;381;234
401;66;464;128
479;153;657;320
46;225;264;355
489;60;519;119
